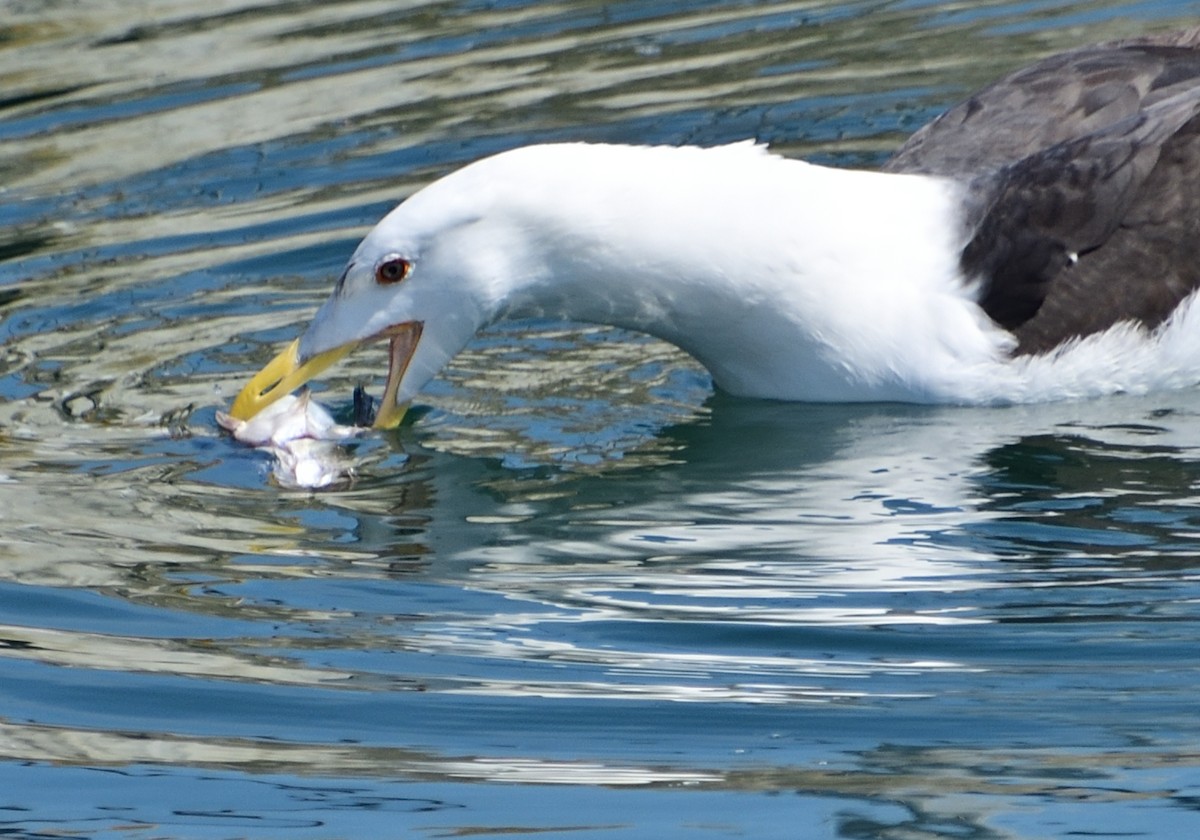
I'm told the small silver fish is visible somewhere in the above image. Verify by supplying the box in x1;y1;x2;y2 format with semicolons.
217;391;364;488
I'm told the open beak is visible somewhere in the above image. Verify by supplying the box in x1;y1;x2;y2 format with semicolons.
229;321;423;430
373;321;423;429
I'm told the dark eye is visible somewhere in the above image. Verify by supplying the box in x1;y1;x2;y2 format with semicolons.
375;256;411;285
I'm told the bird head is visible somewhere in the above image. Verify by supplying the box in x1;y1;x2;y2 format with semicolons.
228;157;523;429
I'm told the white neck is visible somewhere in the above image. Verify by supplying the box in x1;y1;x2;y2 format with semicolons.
462;143;1005;402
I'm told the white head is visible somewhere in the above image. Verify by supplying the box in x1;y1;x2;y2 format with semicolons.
230;145;564;427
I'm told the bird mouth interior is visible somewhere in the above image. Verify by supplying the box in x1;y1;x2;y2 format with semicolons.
373;321;423;429
229;321;423;430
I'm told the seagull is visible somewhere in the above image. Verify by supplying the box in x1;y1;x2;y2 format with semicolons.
230;28;1200;428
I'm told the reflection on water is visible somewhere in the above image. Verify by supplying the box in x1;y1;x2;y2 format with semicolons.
3;0;1200;837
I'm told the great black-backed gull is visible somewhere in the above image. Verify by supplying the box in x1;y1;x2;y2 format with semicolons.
231;28;1200;427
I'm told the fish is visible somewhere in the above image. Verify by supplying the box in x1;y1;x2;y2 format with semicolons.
217;390;365;489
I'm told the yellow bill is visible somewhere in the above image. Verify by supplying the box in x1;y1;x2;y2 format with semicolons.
373;322;423;429
229;321;423;430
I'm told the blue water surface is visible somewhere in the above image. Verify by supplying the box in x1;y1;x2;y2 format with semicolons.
3;1;1200;837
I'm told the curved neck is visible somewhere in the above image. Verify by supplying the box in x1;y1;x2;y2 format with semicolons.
484;144;994;401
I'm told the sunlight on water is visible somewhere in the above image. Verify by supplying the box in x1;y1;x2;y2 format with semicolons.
4;1;1200;838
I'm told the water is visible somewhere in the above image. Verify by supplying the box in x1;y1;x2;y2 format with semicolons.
3;1;1200;837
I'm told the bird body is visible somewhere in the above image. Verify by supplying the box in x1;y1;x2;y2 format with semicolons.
230;28;1200;426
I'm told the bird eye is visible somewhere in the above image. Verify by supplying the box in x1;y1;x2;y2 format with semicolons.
375;256;411;285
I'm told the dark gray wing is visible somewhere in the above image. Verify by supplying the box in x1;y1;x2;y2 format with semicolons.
885;29;1200;355
885;28;1200;177
961;91;1200;351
